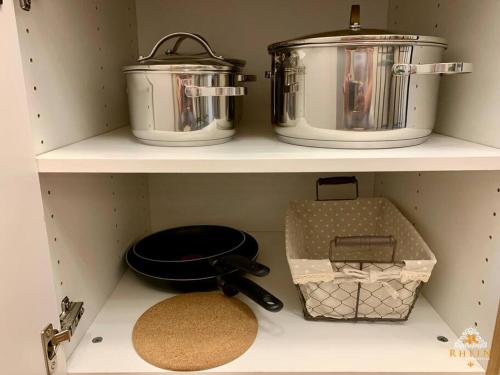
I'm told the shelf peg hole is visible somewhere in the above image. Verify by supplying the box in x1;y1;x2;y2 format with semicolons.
481;280;485;284
437;336;448;342
26;28;29;34
92;337;103;344
29;57;33;63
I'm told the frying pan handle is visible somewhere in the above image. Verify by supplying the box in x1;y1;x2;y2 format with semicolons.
218;276;283;312
215;255;270;277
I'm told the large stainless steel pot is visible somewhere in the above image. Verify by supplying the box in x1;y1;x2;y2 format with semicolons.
124;32;255;146
267;5;473;149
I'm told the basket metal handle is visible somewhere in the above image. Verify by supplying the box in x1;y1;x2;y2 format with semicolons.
334;235;395;248
138;32;224;63
331;235;397;263
316;176;359;201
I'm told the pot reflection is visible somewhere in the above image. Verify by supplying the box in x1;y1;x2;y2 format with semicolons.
343;47;374;130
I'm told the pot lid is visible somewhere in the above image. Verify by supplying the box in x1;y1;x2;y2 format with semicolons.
268;5;447;51
124;32;245;72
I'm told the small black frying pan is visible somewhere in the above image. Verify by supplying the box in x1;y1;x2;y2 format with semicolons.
126;226;283;312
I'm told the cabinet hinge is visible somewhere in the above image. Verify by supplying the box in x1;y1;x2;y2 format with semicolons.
41;297;84;375
19;0;31;11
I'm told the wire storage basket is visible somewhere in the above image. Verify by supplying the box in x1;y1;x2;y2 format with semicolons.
286;177;436;322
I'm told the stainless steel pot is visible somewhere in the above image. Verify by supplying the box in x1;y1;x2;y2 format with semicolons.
124;32;255;146
267;5;473;149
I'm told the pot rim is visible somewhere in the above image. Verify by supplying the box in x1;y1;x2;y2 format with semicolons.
123;63;242;73
268;34;447;52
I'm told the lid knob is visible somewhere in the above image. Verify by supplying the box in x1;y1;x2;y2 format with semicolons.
349;5;361;31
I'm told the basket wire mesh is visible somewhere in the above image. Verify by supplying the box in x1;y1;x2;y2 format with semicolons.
297;235;423;321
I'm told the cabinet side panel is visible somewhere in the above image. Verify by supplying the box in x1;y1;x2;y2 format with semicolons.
375;171;499;370
0;1;64;374
39;173;150;356
149;173;374;233
389;0;500;148
15;0;138;154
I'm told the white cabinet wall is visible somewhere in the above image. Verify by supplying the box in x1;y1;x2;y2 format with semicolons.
0;2;63;375
0;1;498;375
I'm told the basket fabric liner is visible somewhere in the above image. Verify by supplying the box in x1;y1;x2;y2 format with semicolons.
286;198;436;320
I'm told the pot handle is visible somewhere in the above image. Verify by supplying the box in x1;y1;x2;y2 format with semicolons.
218;275;284;312
214;254;270;277
392;62;473;76
138;32;224;63
237;74;257;82
185;86;247;97
349;4;361;31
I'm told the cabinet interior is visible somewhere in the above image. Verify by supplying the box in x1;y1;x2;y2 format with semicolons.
39;171;499;373
12;0;499;373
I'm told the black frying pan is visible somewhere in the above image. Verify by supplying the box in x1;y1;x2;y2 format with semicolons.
126;226;283;312
132;225;269;277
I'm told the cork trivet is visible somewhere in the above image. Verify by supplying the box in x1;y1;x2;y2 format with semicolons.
132;292;258;371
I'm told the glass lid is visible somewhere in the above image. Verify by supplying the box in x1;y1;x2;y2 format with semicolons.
124;32;245;72
268;5;447;51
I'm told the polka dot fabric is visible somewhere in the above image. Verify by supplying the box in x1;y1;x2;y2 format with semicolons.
285;197;436;321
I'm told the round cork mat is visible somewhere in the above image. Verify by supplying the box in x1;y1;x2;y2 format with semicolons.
132;292;258;371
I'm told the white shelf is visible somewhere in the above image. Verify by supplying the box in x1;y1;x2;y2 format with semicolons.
68;232;482;375
37;127;500;173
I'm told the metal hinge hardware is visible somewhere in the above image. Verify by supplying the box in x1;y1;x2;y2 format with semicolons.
41;297;84;375
19;0;31;11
